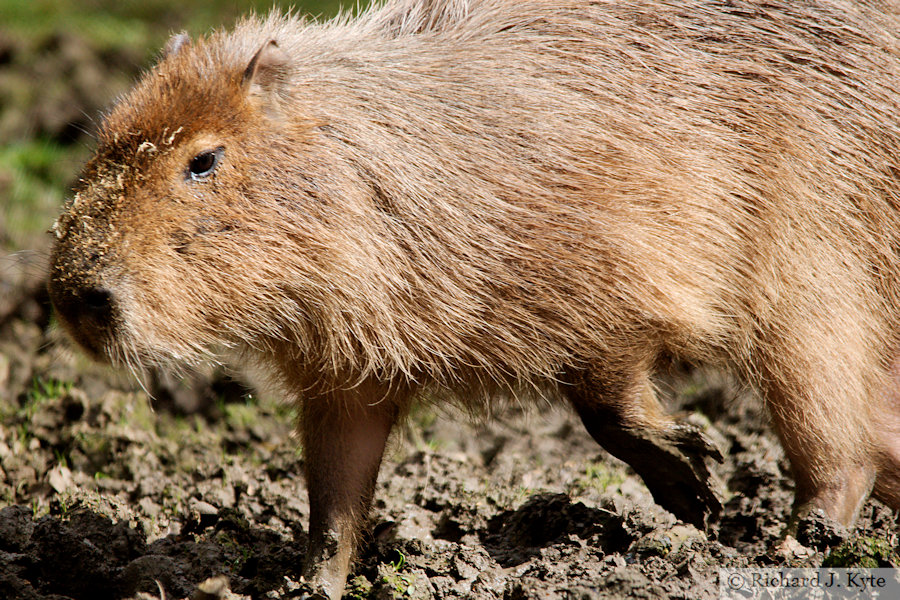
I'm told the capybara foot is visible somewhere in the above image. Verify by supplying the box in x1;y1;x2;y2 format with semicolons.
296;584;330;600
628;422;724;527
790;508;850;550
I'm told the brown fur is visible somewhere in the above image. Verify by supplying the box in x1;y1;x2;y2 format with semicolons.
49;0;900;597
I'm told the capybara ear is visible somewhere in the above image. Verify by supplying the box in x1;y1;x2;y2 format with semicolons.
242;39;289;93
163;31;191;59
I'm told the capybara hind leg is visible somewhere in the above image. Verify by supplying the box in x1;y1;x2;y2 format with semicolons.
299;382;404;600
873;427;900;509
762;376;876;528
566;367;723;527
872;357;900;510
873;463;900;510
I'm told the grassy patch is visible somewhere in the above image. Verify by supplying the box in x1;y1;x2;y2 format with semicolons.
26;376;73;410
577;461;626;494
823;537;899;568
0;0;361;43
378;550;415;598
0;140;84;250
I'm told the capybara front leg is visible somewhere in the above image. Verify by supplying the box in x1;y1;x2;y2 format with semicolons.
299;383;402;600
566;367;723;527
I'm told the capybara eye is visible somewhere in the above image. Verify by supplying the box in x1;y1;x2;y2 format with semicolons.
187;147;224;180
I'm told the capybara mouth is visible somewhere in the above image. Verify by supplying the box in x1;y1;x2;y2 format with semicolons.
48;273;119;363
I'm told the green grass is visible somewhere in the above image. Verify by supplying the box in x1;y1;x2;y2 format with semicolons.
577;461;626;494
379;550;415;598
27;376;73;408
0;0;362;43
0;376;74;447
823;537;899;568
0;1;152;50
0;140;85;250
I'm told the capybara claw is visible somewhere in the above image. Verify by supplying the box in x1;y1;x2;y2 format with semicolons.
672;423;724;464
647;434;723;527
606;424;723;528
294;579;332;600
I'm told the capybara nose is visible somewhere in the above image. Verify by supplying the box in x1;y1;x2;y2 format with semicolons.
48;279;118;357
50;278;116;335
79;287;115;323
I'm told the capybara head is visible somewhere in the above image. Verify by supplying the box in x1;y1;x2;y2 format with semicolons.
49;30;378;370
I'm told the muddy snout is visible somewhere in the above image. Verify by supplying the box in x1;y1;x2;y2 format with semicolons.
48;255;121;361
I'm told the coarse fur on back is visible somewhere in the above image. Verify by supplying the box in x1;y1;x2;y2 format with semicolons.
48;1;900;597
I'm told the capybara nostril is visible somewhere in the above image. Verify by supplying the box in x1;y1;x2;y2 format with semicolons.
79;287;115;323
47;279;118;354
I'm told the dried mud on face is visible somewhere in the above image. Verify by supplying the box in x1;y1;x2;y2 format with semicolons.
1;275;899;600
2;17;899;600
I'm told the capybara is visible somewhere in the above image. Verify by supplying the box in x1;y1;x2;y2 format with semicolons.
48;0;900;597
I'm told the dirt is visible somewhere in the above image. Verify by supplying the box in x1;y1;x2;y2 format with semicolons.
2;17;899;600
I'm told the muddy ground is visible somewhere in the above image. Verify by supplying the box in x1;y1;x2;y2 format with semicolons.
2;6;899;600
